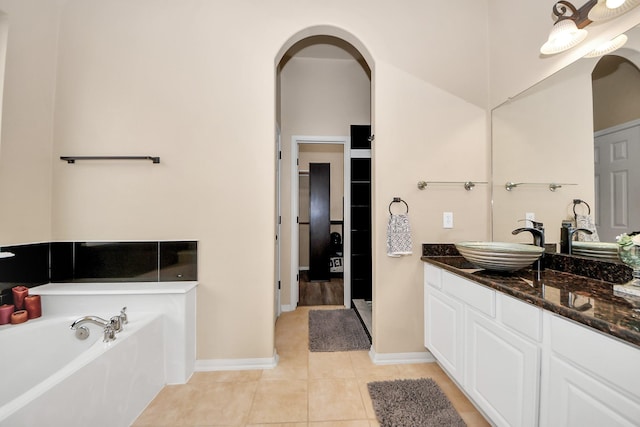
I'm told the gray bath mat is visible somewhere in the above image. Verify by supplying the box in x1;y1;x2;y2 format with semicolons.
367;378;466;427
308;309;371;352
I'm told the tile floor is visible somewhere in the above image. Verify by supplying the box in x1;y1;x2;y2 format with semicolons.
133;306;490;426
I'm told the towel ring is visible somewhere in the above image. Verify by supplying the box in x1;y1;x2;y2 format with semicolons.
572;199;591;218
389;197;409;215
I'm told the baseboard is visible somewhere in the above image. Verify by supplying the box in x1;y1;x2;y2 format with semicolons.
280;304;296;312
195;351;279;371
368;348;436;365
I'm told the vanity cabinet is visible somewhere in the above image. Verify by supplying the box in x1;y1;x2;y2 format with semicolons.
539;313;640;427
424;261;640;427
424;264;541;427
424;268;464;384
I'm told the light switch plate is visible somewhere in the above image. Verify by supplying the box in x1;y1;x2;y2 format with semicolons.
443;212;454;229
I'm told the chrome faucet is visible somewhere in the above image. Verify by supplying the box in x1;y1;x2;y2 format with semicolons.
567;228;593;255
70;315;111;330
512;220;546;271
70;308;128;342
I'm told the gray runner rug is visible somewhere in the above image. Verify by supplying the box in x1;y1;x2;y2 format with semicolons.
367;378;466;427
308;309;371;352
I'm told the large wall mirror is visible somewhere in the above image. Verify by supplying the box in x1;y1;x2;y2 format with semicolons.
492;24;640;254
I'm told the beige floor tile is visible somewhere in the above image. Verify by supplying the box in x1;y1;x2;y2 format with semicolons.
135;305;489;427
348;351;401;378
132;384;199;426
308;351;356;379
393;361;449;381
261;350;308;380
189;369;262;384
247;424;308;427
308;378;367;422
460;410;493;427
310;421;372;426
181;381;258;425
247;379;308;424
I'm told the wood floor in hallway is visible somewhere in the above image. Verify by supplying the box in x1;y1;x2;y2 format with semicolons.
298;270;344;306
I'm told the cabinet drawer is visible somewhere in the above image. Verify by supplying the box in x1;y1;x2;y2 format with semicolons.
499;293;542;342
443;271;495;317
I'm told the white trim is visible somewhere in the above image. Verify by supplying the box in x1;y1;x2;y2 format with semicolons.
195;352;279;371
368;348;436;365
280;304;296;312
289;135;351;310
350;149;371;158
594;118;640;137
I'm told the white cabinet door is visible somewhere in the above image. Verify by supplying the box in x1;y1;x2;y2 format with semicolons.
540;313;640;427
465;308;540;427
424;284;465;385
542;355;640;427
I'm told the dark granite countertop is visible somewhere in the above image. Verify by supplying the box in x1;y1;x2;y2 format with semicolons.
421;245;640;349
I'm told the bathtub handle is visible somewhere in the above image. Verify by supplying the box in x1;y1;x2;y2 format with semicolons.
103;325;116;342
119;307;128;325
110;316;123;332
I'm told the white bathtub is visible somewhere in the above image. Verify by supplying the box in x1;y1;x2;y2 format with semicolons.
0;312;165;427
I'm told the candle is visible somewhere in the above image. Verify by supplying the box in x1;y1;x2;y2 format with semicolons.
10;310;28;324
12;286;29;310
0;304;14;325
24;295;41;319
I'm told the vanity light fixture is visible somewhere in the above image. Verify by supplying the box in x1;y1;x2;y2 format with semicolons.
584;33;628;57
541;0;639;55
588;0;640;21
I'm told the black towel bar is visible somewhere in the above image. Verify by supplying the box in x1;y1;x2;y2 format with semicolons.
60;156;160;164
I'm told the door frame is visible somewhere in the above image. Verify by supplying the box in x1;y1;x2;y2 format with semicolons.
274;124;282;321
290;135;350;309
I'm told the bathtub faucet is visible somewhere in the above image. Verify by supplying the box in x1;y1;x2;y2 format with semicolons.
70;315;117;342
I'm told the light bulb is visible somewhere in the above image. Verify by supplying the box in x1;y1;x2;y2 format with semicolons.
606;0;626;8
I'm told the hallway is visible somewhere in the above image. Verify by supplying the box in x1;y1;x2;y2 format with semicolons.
134;306;489;426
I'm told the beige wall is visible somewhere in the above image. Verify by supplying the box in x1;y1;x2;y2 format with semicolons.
492;67;595;245
0;0;63;245
2;0;492;360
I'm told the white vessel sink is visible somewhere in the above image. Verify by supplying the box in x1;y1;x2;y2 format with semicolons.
571;241;619;261
455;241;544;272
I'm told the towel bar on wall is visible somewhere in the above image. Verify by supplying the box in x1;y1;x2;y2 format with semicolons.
417;181;487;191
504;182;577;192
60;156;160;164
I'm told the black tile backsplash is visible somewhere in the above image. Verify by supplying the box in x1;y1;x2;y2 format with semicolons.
74;242;159;281
160;241;198;281
0;241;196;293
0;243;49;294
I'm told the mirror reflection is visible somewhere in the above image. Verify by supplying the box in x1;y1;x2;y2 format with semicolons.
492;25;640;260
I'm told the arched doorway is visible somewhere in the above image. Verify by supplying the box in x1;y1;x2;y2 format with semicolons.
274;28;374;330
592;53;640;242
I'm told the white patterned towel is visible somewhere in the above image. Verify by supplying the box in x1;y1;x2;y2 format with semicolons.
575;214;600;242
387;214;413;257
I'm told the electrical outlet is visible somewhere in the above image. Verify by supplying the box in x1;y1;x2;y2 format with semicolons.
525;212;535;227
443;212;454;229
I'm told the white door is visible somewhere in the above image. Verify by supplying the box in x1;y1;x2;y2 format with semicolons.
594;120;640;242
